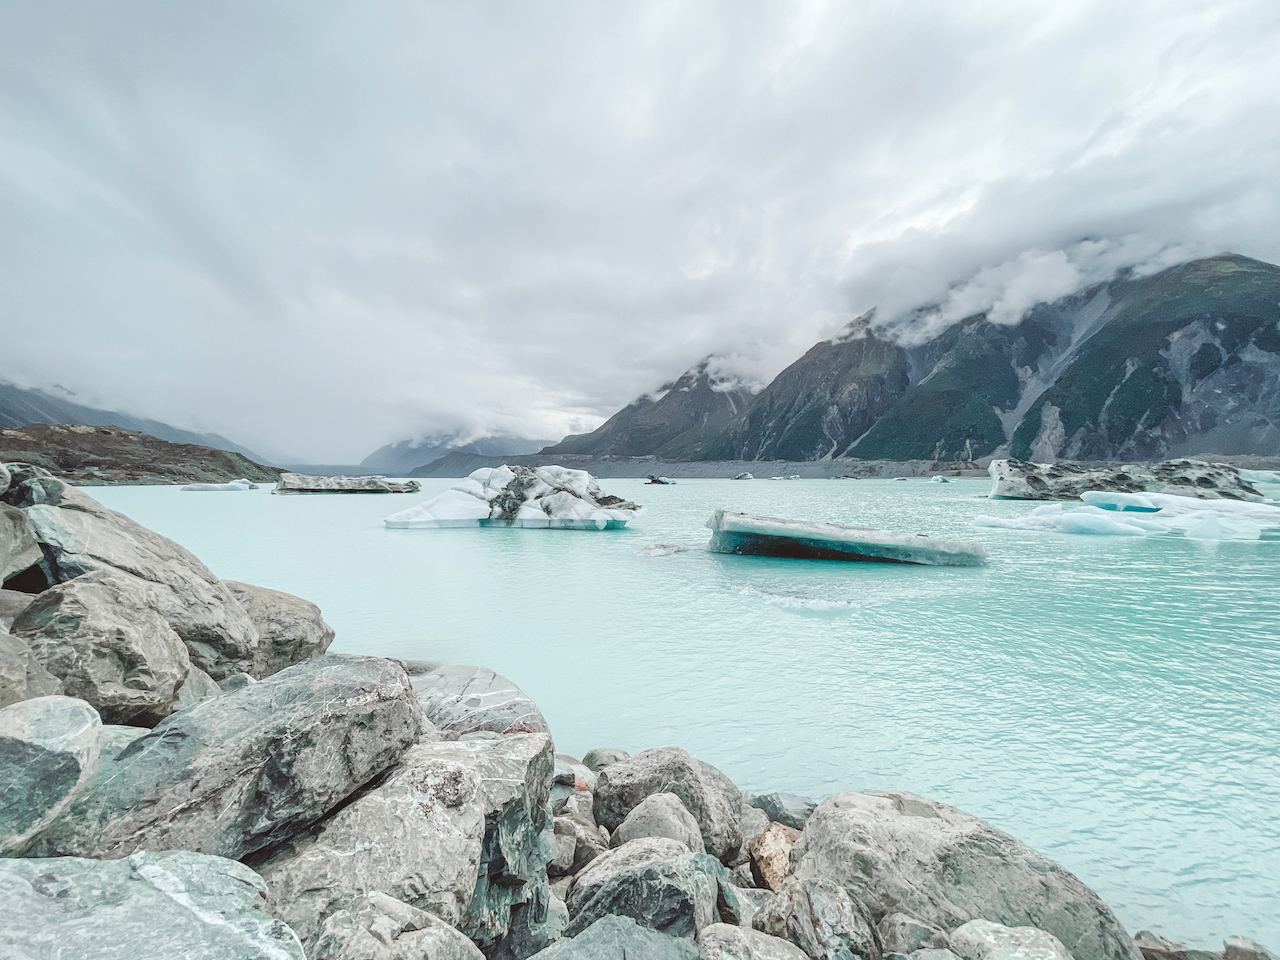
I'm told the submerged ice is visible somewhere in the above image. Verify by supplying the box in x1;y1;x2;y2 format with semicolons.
384;465;643;530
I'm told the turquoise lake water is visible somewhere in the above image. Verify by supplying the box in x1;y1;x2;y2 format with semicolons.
89;478;1280;949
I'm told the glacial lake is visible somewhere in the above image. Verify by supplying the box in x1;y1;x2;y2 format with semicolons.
89;477;1280;950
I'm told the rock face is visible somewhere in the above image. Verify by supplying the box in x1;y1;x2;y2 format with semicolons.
699;922;811;960
0;626;62;708
610;792;706;853
594;746;744;863
747;822;802;893
275;472;421;493
11;570;192;725
0;695;102;855
223;580;335;678
8;475;260;680
530;913;702;959
258;740;487;946
0;850;305;959
753;877;880;960
950;920;1074;960
1;501;40;582
988;458;1264;501
789;791;1140;960
27;655;425;861
412;665;551;735
311;891;484;960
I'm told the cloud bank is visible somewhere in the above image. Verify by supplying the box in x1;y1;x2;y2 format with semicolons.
1;1;1277;460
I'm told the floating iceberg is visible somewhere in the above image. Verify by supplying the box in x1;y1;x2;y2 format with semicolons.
384;465;642;530
706;510;988;566
732;472;754;480
973;491;1280;541
274;473;420;494
929;476;949;483
180;478;258;492
646;475;676;485
988;458;1262;501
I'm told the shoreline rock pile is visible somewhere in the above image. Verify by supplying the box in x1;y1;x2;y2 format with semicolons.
2;463;1276;960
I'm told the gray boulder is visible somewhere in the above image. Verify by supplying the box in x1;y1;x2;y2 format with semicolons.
581;746;629;772
311;891;484;960
1224;939;1280;960
740;800;771;850
11;475;259;679
789;791;1140;960
0;588;35;628
750;791;819;830
529;914;701;959
27;655;425;860
594;746;744;863
1;502;40;583
0;694;102;855
488;894;570;960
1131;932;1222;960
0;626;62;709
878;915;952;955
412;664;551;735
224;579;335;678
733;887;780;927
700;922;811;960
259;739;487;946
950;920;1073;960
12;570;192;725
555;790;596;825
610;791;706;853
564;836;735;938
552;813;609;875
552;753;596;806
0;850;305;959
753;876;880;960
174;663;222;709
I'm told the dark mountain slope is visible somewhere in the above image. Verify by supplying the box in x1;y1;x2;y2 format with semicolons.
360;435;554;475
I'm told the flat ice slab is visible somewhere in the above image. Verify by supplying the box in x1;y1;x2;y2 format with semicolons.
385;464;642;530
706;509;988;566
274;473;420;494
180;479;258;491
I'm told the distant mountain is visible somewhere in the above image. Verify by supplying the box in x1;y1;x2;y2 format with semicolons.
581;254;1280;463
0;381;267;462
542;356;760;458
360;434;557;475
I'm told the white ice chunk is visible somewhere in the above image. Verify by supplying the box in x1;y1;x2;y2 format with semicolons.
180;478;257;492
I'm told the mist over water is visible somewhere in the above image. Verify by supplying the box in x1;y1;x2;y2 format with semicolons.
91;478;1280;949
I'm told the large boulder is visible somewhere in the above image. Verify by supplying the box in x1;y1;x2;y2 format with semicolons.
700;922;811;960
582;746;629;772
748;822;802;893
0;588;35;628
223;580;335;678
258;740;487;946
564;836;736;939
594;746;744;863
0;850;305;959
552;813;610;876
753;877;880;960
412;664;551;735
749;792;819;831
311;891;484;960
11;570;192;725
0;695;102;855
950;920;1074;960
529;914;701;959
789;791;1140;960
1;502;40;583
610;791;706;853
0;626;62;709
27;655;425;860
7;475;259;679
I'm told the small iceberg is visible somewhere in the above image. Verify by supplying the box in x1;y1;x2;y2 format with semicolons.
385;465;642;530
705;509;988;566
929;476;949;483
733;472;754;480
180;478;258;492
275;473;420;494
646;475;676;485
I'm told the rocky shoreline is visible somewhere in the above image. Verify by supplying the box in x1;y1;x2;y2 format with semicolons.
1;461;1276;960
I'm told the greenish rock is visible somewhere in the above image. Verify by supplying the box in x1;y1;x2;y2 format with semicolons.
752;876;880;960
27;655;425;860
790;791;1140;960
311;890;483;960
878;914;952;955
0;694;102;855
223;579;335;678
99;723;149;758
0;851;305;959
0;626;62;709
1;502;40;584
529;914;701;959
950;919;1074;960
581;746;629;772
411;664;550;736
173;663;221;709
487;892;569;960
699;921;811;960
749;791;819;831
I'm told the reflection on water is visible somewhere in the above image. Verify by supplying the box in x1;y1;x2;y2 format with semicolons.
90;478;1280;949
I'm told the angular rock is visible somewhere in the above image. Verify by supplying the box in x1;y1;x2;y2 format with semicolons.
1;502;40;583
549;876;572;901
878;914;952;955
740;800;771;851
564;836;732;938
0;588;34;629
12;570;192;725
555;791;596;826
551;753;596;806
610;791;706;853
750;791;819;830
549;830;577;876
488;894;570;960
552;814;609;875
700;922;811;960
258;740;487;946
733;887;779;928
594;746;743;863
224;579;335;678
748;822;802;893
28;655;425;860
311;891;484;960
9;475;259;679
988;459;1263;502
753;876;880;960
0;626;62;709
950;919;1073;960
1224;939;1280;960
0;850;305;959
99;723;149;758
790;791;1140;960
581;746;629;772
0;695;102;855
529;913;701;959
174;663;221;709
413;664;551;736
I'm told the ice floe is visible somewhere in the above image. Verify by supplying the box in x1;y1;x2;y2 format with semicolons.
384;465;642;530
275;473;420;494
973;491;1280;540
180;479;258;492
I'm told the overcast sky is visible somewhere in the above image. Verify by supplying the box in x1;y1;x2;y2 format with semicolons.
3;1;1279;462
